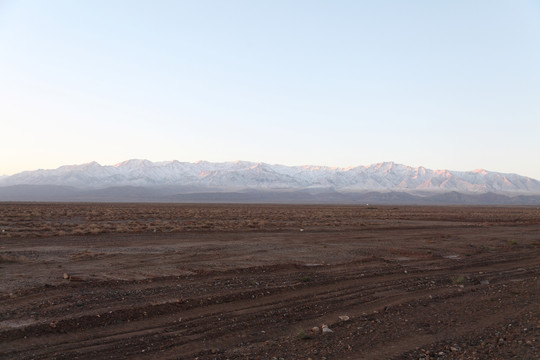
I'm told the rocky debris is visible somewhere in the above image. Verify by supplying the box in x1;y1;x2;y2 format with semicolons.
62;273;85;282
311;326;320;334
339;315;350;321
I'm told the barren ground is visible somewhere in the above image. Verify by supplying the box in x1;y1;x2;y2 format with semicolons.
0;203;538;359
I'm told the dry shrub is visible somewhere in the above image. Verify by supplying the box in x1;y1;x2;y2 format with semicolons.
0;253;27;263
114;224;130;233
88;228;101;235
71;250;103;260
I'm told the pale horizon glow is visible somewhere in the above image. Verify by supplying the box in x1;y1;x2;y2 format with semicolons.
1;1;539;180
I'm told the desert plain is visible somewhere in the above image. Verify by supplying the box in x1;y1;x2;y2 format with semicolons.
0;203;538;359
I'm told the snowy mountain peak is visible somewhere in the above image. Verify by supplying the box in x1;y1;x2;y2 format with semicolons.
115;159;154;168
63;161;101;169
371;161;396;170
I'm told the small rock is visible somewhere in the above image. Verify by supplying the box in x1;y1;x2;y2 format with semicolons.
450;346;460;352
339;315;350;321
63;273;69;279
311;326;320;333
322;324;333;334
480;280;490;285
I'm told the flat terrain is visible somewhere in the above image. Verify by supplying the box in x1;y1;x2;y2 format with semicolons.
0;203;538;359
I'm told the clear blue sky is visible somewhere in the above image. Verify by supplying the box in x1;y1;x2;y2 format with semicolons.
1;1;539;179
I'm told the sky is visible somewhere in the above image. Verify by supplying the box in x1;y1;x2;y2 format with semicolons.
1;1;539;179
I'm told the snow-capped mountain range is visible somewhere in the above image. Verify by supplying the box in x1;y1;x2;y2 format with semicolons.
1;159;539;194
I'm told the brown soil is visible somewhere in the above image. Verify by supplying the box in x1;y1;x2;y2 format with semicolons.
0;203;538;359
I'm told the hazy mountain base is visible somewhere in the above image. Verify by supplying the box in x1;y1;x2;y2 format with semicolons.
1;185;539;205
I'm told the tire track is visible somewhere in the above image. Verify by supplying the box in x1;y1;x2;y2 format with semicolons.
2;250;537;359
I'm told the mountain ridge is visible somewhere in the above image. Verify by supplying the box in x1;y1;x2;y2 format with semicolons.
2;159;539;192
1;160;539;204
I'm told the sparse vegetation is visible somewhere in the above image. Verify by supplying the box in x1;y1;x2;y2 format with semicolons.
452;275;466;284
481;245;497;252
296;328;311;340
0;253;27;263
0;204;538;239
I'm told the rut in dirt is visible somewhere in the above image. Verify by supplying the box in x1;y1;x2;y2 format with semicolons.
1;249;538;359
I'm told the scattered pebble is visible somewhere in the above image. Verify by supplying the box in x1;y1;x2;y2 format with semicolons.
339;315;350;321
322;324;333;334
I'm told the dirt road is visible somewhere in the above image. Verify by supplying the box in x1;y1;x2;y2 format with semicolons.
0;204;538;359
